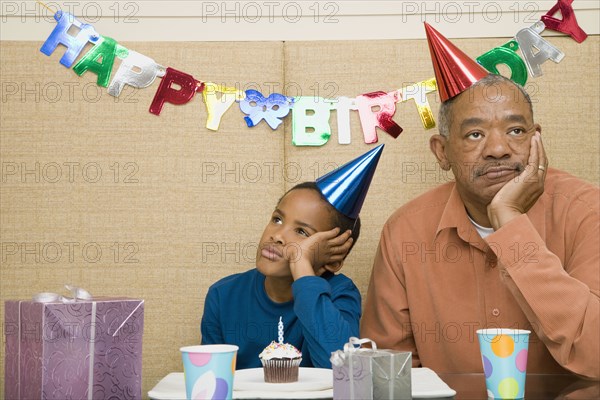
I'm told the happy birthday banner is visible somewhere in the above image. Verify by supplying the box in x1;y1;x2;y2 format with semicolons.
39;0;587;146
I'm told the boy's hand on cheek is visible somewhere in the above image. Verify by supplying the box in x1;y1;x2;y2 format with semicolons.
287;228;353;280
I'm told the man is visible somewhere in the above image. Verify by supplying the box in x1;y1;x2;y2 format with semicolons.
361;24;599;379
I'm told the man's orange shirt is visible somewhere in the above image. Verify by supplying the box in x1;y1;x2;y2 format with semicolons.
361;168;599;379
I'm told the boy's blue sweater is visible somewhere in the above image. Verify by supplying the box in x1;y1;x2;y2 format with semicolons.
201;268;361;369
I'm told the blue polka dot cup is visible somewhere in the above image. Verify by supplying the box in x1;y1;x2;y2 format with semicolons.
180;345;238;400
477;329;530;399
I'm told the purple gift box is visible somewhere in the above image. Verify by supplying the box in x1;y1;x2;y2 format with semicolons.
4;297;144;400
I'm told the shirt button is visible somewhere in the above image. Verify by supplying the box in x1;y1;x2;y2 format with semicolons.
492;308;500;317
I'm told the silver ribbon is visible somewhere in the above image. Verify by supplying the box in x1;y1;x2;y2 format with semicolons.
331;336;378;366
32;285;92;303
88;301;97;400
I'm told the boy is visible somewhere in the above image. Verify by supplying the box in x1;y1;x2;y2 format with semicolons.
201;145;383;369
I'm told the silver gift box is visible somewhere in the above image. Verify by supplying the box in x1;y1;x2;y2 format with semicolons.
332;339;412;400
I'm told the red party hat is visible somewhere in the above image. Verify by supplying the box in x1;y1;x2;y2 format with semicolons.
424;23;489;102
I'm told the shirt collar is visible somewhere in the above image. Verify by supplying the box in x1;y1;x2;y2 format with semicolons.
436;183;472;242
435;183;547;244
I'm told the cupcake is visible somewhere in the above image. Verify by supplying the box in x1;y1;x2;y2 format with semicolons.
259;341;302;383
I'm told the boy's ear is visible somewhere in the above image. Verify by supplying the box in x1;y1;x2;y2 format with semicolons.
322;261;344;275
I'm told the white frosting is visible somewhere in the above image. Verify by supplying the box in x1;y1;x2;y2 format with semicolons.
259;341;302;360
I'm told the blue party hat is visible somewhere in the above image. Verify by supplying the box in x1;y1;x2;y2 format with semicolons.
316;144;384;219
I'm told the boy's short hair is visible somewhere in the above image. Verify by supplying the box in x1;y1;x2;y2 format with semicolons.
279;182;361;253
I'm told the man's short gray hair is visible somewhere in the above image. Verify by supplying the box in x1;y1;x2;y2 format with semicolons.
437;74;533;137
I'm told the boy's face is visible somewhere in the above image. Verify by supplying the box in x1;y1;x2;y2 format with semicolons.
256;188;336;278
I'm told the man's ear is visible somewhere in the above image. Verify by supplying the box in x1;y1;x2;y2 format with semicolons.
430;134;451;171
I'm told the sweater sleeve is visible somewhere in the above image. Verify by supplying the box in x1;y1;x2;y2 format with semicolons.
291;274;361;368
485;197;600;379
200;286;224;345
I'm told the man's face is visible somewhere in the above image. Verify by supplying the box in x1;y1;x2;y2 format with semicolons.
434;81;540;208
256;188;335;279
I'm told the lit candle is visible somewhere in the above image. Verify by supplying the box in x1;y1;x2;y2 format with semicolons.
278;316;284;344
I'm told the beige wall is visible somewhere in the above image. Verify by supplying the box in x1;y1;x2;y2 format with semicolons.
2;1;599;41
1;35;598;396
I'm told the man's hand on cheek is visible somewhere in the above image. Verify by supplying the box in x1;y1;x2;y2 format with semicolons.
487;131;547;230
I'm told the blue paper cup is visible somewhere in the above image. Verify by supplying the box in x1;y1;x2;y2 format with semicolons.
477;329;530;399
180;344;238;400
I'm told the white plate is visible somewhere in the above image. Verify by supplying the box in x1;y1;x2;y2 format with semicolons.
234;367;333;392
147;372;333;400
412;368;457;398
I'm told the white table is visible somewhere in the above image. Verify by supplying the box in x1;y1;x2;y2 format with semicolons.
148;367;456;399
